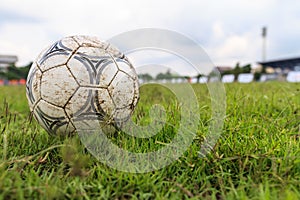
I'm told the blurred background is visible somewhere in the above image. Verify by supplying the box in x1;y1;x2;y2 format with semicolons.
0;0;300;83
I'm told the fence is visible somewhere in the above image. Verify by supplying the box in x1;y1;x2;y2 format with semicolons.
1;72;300;86
141;72;300;84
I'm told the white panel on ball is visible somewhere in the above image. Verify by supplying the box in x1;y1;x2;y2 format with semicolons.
72;36;107;48
114;106;133;122
41;65;78;107
60;37;80;50
96;88;116;116
65;87;91;117
109;71;137;109
67;55;94;85
35;100;66;118
115;59;135;76
97;61;119;87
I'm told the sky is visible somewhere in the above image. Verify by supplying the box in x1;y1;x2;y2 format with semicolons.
0;0;300;76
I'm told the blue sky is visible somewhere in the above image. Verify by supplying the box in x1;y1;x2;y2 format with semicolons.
0;0;300;75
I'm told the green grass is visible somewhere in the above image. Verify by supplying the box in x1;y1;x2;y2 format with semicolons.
0;83;299;199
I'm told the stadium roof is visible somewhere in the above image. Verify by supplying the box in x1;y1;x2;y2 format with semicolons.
258;56;300;70
0;55;18;65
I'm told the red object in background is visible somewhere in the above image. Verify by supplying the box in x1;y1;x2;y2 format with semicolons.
0;79;27;86
19;79;26;85
9;80;19;85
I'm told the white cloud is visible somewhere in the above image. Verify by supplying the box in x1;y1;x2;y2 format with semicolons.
212;21;225;40
208;26;262;67
217;35;249;58
0;22;53;65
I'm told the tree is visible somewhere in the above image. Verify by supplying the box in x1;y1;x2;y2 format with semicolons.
196;73;204;83
241;64;251;73
138;73;153;82
0;62;32;80
156;70;173;80
254;72;261;81
156;72;166;80
232;62;241;81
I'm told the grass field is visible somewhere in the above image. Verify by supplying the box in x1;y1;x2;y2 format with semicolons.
0;82;299;199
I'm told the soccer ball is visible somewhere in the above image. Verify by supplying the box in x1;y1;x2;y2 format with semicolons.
26;35;139;135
